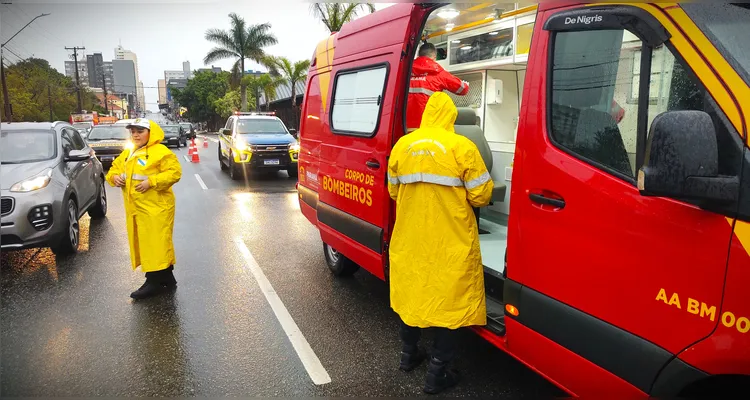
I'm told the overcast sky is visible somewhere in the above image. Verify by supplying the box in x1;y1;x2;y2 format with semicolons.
1;1;392;110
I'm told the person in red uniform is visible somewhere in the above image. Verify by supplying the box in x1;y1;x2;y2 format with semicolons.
406;43;470;132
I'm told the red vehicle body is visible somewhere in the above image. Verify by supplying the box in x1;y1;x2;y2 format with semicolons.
297;2;750;396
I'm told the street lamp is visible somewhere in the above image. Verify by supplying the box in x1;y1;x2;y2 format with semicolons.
1;13;51;122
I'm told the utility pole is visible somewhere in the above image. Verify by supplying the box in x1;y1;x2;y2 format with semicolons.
65;46;85;113
48;84;53;121
102;75;108;114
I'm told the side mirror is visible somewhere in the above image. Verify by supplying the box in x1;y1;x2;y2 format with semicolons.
638;110;738;203
65;149;90;162
289;128;298;138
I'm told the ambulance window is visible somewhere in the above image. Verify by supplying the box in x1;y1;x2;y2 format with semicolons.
549;29;641;179
330;65;388;137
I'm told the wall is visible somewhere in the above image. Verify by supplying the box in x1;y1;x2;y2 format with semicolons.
484;69;524;215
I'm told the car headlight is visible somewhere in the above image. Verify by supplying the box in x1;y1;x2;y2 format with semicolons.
290;144;300;152
10;169;52;192
235;140;249;152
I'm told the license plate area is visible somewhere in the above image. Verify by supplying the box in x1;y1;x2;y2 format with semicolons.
264;159;280;165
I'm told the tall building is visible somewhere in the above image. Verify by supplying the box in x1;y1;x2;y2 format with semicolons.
86;53;104;88
182;61;193;79
64;60;89;88
164;70;183;81
158;79;167;104
103;62;115;91
115;45;146;114
112;59;137;114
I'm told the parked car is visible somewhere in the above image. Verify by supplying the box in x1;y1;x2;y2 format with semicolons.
1;122;107;255
218;112;299;180
85;124;133;168
179;122;196;140
161;124;187;148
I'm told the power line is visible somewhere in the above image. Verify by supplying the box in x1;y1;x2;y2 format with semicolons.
9;4;58;45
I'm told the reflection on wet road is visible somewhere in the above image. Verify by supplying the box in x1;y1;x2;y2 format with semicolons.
1;137;561;397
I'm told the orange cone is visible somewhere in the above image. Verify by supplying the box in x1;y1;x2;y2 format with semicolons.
203;138;208;148
188;143;194;155
191;141;200;163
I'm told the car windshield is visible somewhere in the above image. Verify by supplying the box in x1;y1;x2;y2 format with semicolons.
0;130;57;164
163;126;180;136
180;123;191;130
87;126;129;140
683;3;750;85
236;119;286;134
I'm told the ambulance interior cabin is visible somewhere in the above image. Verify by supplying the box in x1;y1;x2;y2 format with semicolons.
412;3;536;284
415;3;681;291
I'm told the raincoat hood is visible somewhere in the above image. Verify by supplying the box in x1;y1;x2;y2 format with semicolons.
412;56;443;76
146;120;165;147
419;92;457;132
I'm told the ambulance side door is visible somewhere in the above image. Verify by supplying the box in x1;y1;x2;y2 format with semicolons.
316;4;433;279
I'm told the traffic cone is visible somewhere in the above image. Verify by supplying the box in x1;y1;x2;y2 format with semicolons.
188;140;195;155
191;141;200;163
203;139;208;148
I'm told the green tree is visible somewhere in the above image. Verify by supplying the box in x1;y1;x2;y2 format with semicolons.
213;89;243;119
0;58;80;122
242;73;284;111
204;13;278;112
171;70;231;130
310;3;375;33
266;57;310;111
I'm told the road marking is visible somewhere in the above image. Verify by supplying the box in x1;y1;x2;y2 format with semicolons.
183;155;190;163
194;174;208;190
234;238;332;385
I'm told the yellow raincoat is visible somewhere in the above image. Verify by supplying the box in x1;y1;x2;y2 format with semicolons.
105;121;182;273
387;92;493;329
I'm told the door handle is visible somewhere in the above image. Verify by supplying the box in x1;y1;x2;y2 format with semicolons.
529;193;565;209
366;159;380;169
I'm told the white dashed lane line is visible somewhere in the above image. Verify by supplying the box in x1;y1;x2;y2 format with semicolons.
194;174;208;190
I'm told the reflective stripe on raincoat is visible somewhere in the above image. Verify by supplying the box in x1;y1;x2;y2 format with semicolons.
105;120;182;273
388;92;493;329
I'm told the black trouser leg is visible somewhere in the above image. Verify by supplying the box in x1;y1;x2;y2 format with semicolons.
431;327;458;363
399;319;421;351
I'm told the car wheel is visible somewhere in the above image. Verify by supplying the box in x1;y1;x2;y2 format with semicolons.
323;243;359;276
88;181;108;219
51;199;80;256
287;166;299;178
229;153;241;180
219;147;228;171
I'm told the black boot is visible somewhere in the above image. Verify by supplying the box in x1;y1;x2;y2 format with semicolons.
160;265;177;288
424;357;461;394
400;345;427;372
130;272;168;299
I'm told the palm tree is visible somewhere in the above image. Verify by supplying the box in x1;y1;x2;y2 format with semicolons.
310;3;376;33
204;13;278;111
243;73;284;111
267;57;310;111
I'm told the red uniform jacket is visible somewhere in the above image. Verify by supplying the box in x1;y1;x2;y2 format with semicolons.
406;56;469;130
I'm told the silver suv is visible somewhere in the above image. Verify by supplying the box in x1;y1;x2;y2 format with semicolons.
1;122;107;255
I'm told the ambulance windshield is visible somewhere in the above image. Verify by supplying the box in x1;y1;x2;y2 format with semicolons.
683;3;750;85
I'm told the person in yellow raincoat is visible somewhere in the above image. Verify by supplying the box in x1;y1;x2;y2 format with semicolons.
106;119;182;300
387;92;493;394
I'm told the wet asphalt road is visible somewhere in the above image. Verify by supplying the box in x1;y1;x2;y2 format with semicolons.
1;135;562;397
